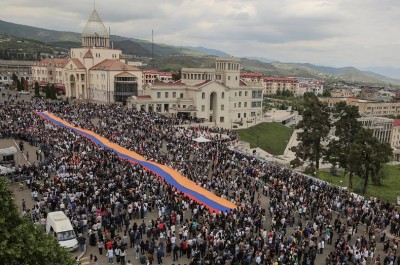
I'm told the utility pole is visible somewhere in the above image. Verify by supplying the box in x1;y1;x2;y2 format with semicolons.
152;30;154;69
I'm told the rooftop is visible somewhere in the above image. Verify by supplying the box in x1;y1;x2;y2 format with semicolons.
91;59;139;71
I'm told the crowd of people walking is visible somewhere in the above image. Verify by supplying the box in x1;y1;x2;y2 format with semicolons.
1;95;400;265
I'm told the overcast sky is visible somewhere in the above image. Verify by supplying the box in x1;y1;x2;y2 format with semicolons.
2;0;400;68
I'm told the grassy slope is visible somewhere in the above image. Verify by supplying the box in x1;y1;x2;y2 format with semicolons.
318;165;400;203
236;122;293;155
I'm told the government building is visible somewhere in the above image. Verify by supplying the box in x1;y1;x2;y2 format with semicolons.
129;58;264;125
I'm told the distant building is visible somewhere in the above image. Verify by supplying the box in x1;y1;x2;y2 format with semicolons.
359;117;393;143
32;58;69;92
142;70;173;85
320;97;400;116
299;79;324;95
129;58;264;125
0;60;35;85
358;117;400;161
240;73;304;96
331;88;358;98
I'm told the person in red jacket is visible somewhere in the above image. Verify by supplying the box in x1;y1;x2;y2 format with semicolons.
106;240;113;250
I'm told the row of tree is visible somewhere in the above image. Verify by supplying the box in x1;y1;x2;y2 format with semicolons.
291;95;393;194
11;73;28;91
33;81;58;100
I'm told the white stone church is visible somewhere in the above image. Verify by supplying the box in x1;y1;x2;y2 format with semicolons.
32;8;143;103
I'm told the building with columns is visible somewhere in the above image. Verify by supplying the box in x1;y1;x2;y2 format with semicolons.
0;60;35;86
32;8;143;103
129;58;264;125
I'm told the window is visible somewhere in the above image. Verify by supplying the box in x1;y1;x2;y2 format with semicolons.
245;91;248;96
238;102;241;108
173;92;176;98
202;92;205;99
180;93;183;98
251;101;262;108
202;105;205;111
222;92;225;99
165;92;169;98
228;76;230;81
234;103;236;108
221;105;224;111
244;113;247;118
157;92;161;98
238;113;241;118
252;91;262;98
239;91;242;97
220;117;224;123
244;102;247;108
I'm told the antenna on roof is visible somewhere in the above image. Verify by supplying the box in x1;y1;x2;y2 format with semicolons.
109;26;113;49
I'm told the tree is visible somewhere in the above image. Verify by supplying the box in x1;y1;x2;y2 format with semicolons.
20;77;26;91
21;77;28;90
325;102;361;188
348;128;393;195
291;94;331;170
44;85;50;98
172;70;181;81
34;82;40;96
322;89;331;97
12;73;18;84
16;79;22;91
281;89;294;98
49;84;57;100
0;178;74;265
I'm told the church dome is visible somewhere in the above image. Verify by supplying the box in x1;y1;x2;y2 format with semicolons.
82;9;110;47
82;9;108;37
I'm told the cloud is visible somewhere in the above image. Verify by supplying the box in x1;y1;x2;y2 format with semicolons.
1;0;400;68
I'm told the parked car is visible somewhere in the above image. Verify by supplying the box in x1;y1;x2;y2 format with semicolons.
18;90;30;95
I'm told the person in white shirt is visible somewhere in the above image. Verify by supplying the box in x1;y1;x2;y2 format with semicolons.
107;248;114;264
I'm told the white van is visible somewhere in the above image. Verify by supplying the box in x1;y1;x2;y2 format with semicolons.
46;211;78;251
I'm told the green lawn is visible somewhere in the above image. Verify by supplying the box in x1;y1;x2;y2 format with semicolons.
317;165;400;203
236;122;293;155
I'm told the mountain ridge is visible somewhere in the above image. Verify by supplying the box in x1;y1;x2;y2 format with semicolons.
0;19;399;86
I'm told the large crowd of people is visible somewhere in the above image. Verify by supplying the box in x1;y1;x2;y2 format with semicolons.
1;94;400;265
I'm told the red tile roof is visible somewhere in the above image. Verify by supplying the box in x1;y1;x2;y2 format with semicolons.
240;73;262;78
35;58;69;67
239;80;248;86
83;49;93;59
393;119;400;128
70;58;85;69
143;70;160;74
194;80;212;88
91;59;139;71
151;81;186;87
135;95;152;101
263;77;297;82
